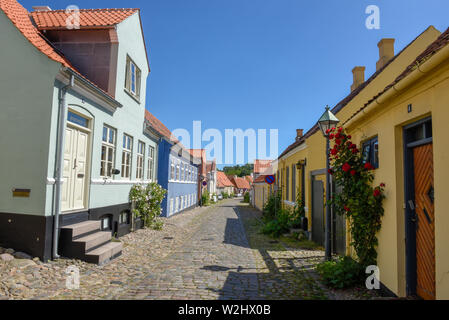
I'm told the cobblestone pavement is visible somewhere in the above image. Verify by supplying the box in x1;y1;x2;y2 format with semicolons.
0;199;377;300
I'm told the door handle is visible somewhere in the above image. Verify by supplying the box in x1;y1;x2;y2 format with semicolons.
408;200;415;211
73;158;77;169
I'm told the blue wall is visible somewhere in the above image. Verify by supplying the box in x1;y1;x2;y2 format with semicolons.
157;139;199;217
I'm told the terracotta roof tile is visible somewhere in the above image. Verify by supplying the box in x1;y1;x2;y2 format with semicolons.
144;110;175;141
254;159;272;174
254;175;267;183
244;175;253;184
233;177;250;190
31;8;138;29
217;171;234;188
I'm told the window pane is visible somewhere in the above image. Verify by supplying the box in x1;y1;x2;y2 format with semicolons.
123;135;126;148
103;127;108;142
373;139;379;168
101;146;106;161
362;144;371;164
109;129;115;144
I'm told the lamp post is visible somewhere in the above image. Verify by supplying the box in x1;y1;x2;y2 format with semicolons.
318;106;340;261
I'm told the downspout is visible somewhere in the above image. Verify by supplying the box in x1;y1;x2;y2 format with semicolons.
53;74;74;259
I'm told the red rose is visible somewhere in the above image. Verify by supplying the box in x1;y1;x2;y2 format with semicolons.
328;169;333;175
373;189;381;197
350;170;356;176
344;205;350;212
335;139;342;146
329;133;335;139
347;135;352;139
338;127;343;133
380;183;386;187
364;163;374;170
352;148;359;154
350;144;357;149
331;148;338;156
326;129;330;134
342;163;351;172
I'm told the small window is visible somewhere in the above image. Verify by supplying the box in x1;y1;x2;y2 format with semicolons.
119;211;130;225
101;216;112;231
361;136;379;169
125;55;141;100
68;111;89;128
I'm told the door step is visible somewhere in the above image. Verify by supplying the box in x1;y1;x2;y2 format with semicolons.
59;221;122;265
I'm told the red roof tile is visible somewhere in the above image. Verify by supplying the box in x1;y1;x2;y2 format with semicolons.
145;110;175;141
233;177;250;190
244;175;253;184
254;175;267;183
31;8;138;29
254;159;272;174
0;0;72;68
217;171;234;188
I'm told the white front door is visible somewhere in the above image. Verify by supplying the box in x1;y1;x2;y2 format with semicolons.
61;123;89;211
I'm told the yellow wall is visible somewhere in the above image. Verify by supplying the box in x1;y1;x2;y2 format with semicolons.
253;182;270;211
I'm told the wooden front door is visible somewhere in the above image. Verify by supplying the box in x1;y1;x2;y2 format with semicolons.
413;143;435;300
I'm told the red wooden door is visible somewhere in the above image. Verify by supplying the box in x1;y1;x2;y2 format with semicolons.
413;143;435;300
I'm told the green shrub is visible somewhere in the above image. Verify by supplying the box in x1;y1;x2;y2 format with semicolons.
129;183;167;230
263;191;282;221
222;192;229;199
201;190;210;206
243;192;250;203
261;209;291;237
316;256;365;289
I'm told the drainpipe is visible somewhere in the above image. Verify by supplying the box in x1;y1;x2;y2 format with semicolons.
52;74;75;259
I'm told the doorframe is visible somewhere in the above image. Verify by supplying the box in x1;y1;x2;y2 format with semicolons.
403;116;433;297
64;108;93;213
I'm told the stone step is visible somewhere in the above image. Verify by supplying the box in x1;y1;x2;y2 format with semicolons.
85;242;123;265
61;220;101;238
74;231;111;251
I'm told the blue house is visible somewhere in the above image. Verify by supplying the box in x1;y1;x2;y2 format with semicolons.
145;111;200;217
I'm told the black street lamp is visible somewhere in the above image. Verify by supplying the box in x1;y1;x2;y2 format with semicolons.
318;106;340;261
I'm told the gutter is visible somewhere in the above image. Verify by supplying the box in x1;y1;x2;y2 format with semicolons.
345;42;449;129
52;74;74;259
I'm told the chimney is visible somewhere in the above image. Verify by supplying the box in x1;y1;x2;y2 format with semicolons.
32;6;52;11
295;129;304;141
376;38;395;71
351;66;365;92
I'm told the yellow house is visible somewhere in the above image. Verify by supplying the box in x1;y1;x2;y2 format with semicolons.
341;27;449;300
277;26;444;298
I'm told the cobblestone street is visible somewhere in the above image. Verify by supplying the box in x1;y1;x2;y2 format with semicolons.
1;199;373;300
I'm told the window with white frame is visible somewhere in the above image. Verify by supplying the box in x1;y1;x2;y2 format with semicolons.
170;160;175;180
119;211;129;224
169;198;174;215
147;146;155;181
125;55;141;100
101;125;116;178
176;162;180;181
175;197;179;212
121;134;133;179
136;141;145;180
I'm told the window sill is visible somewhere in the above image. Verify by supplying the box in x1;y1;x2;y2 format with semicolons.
124;89;141;104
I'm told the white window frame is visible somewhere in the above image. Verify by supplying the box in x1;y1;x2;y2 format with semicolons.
147;145;155;181
176;162;180;181
170;160;175;180
101;125;116;178
136;141;145;180
169;198;174;215
121;134;133;179
125;55;141;100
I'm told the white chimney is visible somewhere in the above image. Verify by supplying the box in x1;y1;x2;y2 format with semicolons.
376;38;395;71
351;66;365;92
32;6;52;12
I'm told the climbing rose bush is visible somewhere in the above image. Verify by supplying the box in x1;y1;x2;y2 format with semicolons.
327;127;385;267
129;183;167;229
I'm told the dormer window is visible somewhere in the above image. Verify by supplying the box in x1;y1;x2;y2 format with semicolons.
125;55;141;101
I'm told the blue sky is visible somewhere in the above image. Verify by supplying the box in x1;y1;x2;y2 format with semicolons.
22;0;449;167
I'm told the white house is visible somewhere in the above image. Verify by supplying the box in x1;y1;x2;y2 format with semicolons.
0;1;158;264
